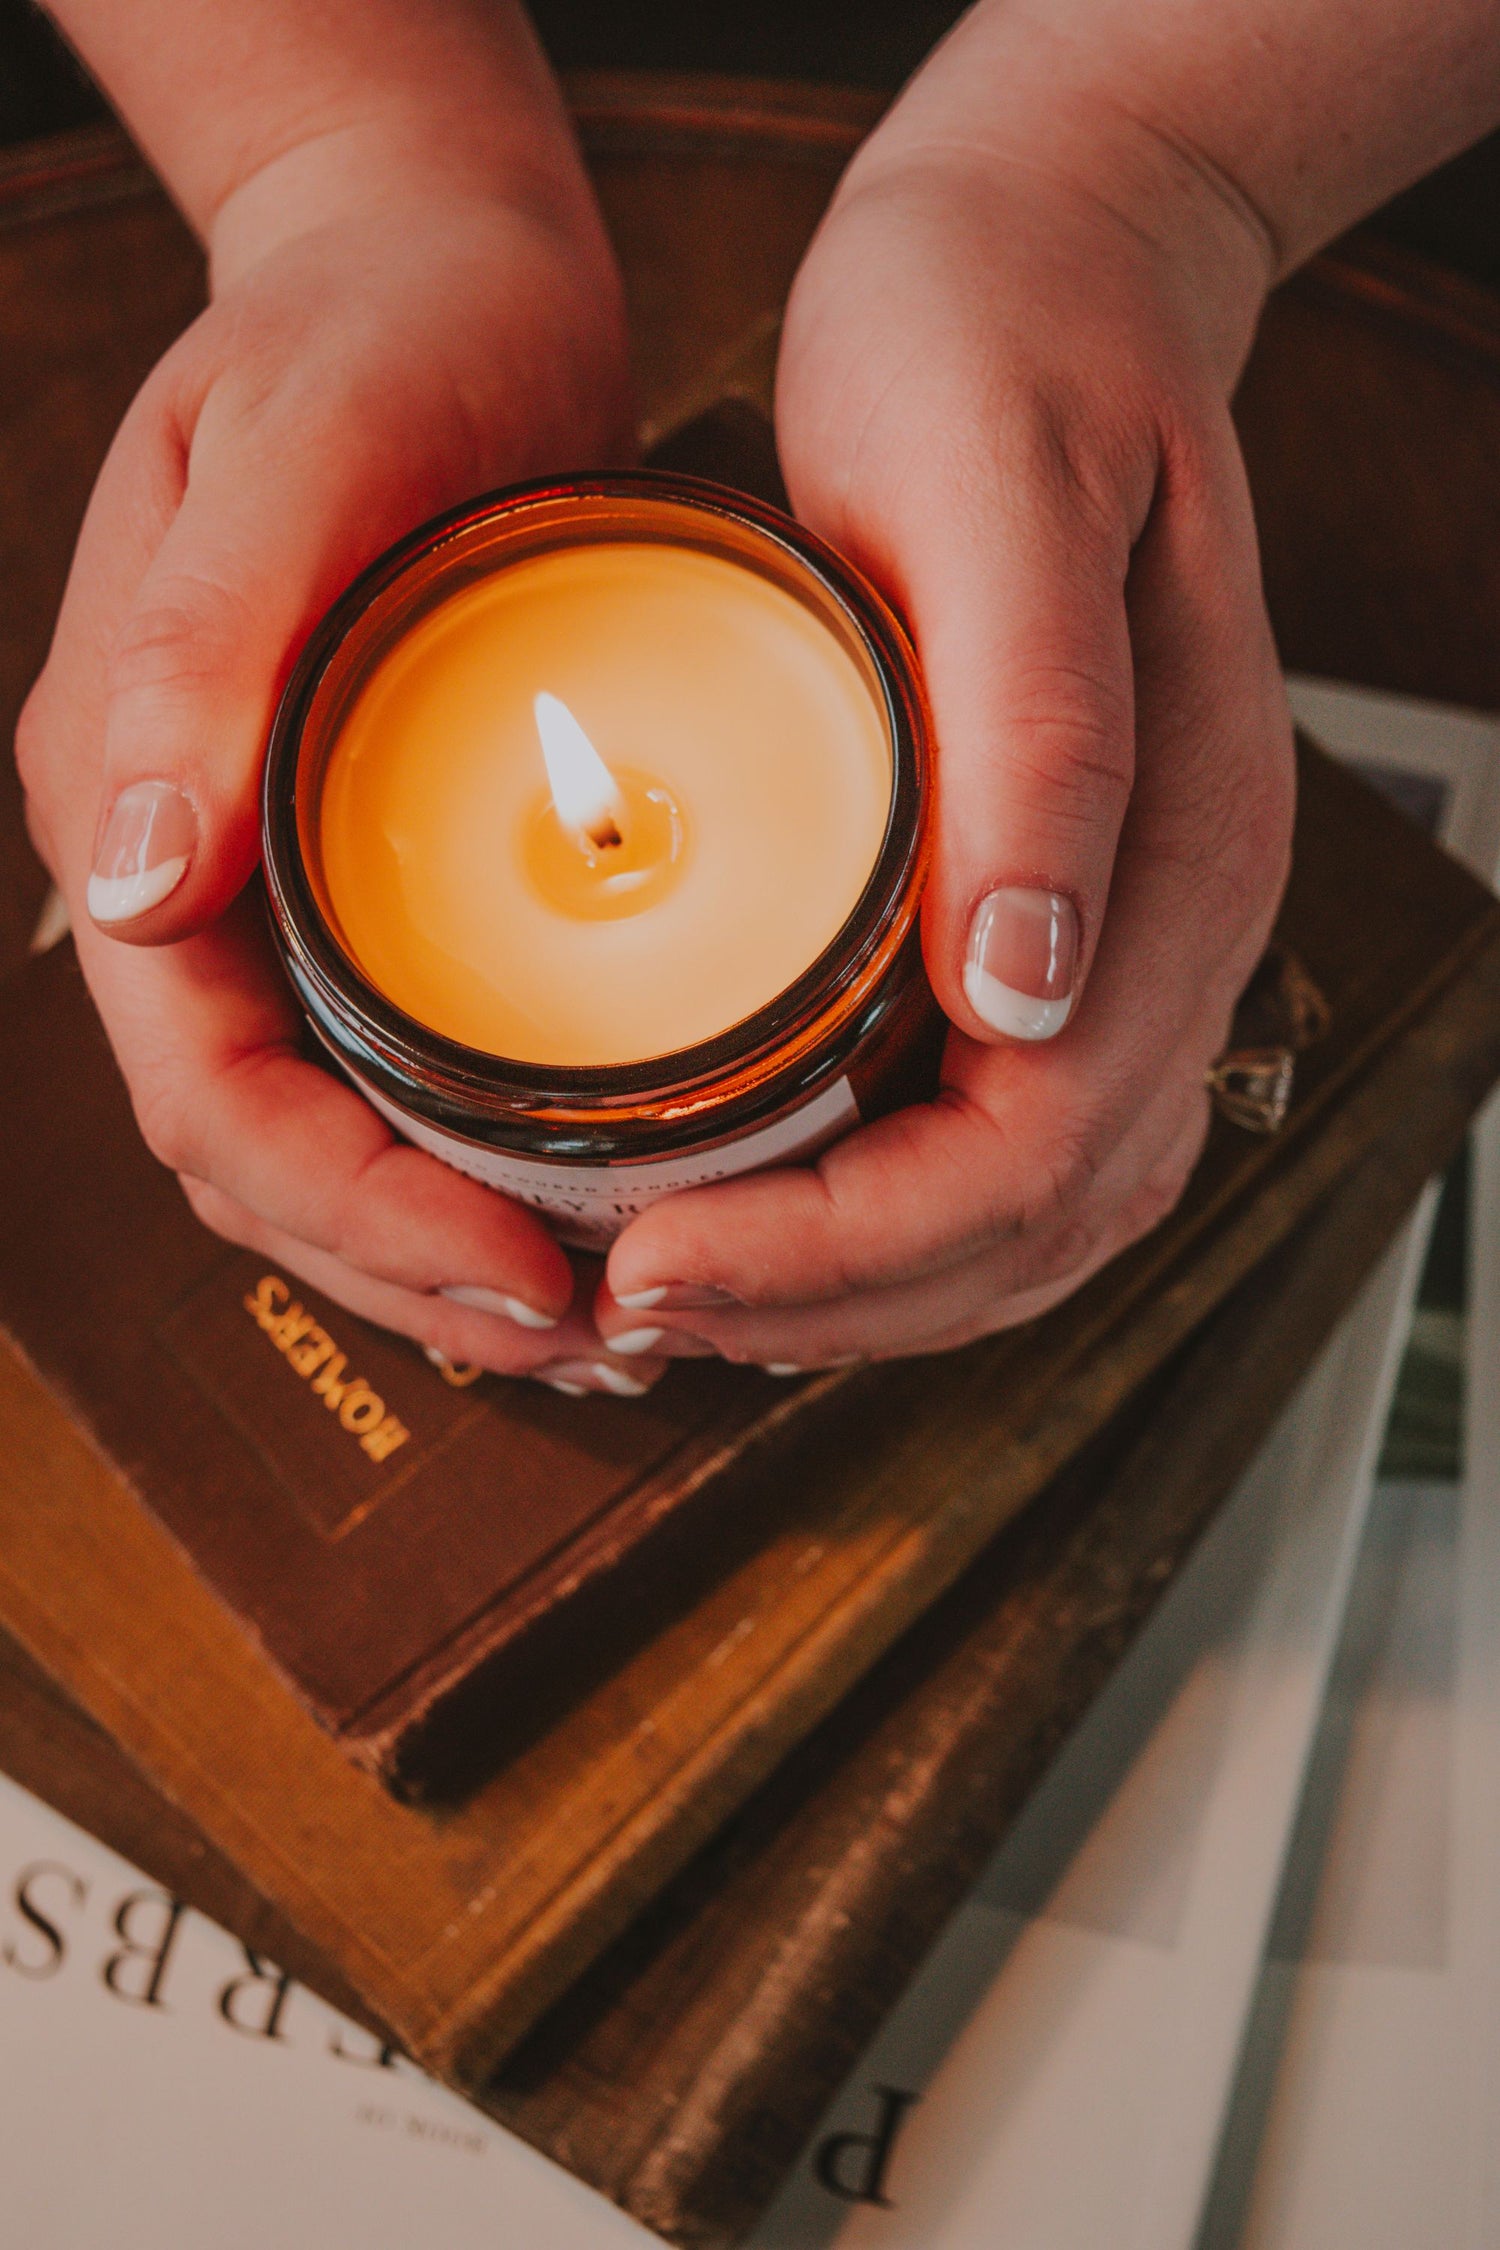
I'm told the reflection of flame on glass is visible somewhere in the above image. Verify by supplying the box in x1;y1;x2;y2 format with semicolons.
534;692;625;851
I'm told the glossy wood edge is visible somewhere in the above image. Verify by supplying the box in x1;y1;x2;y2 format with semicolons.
0;118;156;227
0;71;882;234
1293;224;1500;373
6;90;1500;386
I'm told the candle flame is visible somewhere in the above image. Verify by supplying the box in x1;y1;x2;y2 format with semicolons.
534;692;625;849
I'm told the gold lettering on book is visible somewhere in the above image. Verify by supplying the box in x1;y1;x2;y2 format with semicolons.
243;1275;410;1464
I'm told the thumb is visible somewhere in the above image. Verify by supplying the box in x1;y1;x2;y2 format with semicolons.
902;452;1139;1046
85;357;464;944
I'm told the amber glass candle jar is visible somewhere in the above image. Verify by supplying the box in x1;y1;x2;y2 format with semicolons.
263;473;939;1250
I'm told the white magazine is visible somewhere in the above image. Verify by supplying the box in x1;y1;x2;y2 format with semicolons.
2;680;1495;2248
751;1231;1435;2250
1197;1097;1500;2250
1194;690;1500;2248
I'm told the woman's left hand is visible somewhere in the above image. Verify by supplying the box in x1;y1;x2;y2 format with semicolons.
596;52;1295;1369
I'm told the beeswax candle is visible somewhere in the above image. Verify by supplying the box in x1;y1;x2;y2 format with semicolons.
317;541;892;1066
265;476;935;1246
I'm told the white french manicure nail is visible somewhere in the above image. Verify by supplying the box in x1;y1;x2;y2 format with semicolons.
763;1363;803;1377
607;1327;664;1356
29;886;70;955
590;1362;650;1397
441;1285;558;1329
87;780;196;924
543;1376;589;1398
963;888;1079;1041
614;1285;667;1311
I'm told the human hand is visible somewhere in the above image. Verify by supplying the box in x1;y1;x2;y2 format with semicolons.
595;37;1296;1368
18;113;666;1396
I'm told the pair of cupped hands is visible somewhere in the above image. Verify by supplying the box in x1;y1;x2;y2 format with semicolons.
18;26;1294;1399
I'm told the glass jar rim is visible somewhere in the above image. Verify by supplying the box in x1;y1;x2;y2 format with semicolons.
261;469;932;1139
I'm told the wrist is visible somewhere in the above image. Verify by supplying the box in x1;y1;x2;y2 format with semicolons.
206;105;606;297
868;0;1500;365
843;43;1275;397
48;0;611;294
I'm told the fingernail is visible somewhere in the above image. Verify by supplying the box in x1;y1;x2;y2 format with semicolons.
539;1358;655;1399
87;780;196;923
764;1363;804;1377
29;886;70;955
606;1327;664;1356
615;1283;737;1312
964;888;1079;1040
441;1285;559;1330
590;1362;651;1397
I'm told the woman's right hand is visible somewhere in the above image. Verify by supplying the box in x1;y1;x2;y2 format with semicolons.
17;108;667;1397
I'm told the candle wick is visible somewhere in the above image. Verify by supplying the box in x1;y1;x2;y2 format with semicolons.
588;815;624;851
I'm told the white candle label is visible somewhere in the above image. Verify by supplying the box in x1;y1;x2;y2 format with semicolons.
344;1065;860;1250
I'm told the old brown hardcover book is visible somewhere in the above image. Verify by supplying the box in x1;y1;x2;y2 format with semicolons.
1;726;1499;2104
